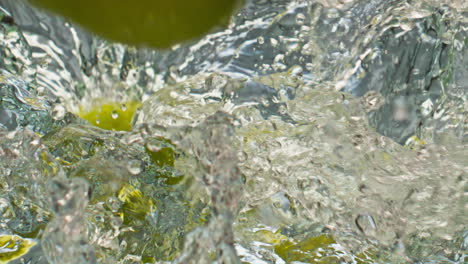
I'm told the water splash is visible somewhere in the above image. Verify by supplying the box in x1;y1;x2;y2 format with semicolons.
0;0;466;263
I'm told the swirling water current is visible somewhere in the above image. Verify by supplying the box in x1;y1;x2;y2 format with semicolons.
0;0;466;263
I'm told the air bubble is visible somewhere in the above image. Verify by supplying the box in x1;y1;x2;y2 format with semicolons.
127;160;142;175
146;142;162;152
257;36;265;45
355;213;377;236
111;110;119;119
270;38;278;47
296;13;306;25
51;104;66;120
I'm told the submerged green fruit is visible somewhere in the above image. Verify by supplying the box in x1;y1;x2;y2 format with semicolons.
274;234;339;263
78;101;141;131
0;235;37;263
28;0;241;48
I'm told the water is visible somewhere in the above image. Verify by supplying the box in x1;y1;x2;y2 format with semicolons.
0;0;466;263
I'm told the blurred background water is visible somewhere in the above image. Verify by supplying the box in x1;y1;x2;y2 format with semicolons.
0;0;466;263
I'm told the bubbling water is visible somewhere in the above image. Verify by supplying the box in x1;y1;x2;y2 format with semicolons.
0;0;466;263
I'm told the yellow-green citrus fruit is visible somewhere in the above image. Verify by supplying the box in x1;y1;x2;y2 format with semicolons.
78;101;141;131
0;235;37;263
28;0;241;48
